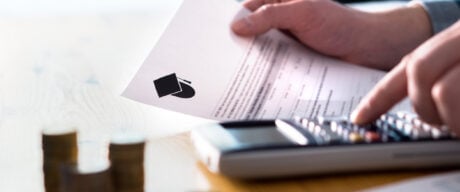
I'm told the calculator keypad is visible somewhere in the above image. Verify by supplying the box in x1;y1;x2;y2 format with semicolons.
289;111;455;145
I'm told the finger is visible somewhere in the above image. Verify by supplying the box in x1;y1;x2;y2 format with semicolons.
351;61;408;125
431;63;460;135
405;21;460;124
243;0;265;11
243;0;290;11
232;1;299;36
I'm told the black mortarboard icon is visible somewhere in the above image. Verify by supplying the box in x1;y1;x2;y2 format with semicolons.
153;73;195;98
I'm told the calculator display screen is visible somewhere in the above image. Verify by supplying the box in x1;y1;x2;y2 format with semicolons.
225;126;294;148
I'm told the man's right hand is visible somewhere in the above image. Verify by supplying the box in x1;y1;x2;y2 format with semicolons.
351;20;460;135
231;0;432;71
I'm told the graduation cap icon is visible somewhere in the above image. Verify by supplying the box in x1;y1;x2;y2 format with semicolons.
153;73;195;98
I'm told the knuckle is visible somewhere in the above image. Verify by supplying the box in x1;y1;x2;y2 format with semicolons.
431;81;453;106
405;54;430;83
259;4;277;18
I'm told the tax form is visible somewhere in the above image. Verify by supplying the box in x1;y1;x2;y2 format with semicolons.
122;0;409;120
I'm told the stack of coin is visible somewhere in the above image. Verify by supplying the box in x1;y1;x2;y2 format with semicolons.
109;134;145;192
59;162;114;192
42;130;78;192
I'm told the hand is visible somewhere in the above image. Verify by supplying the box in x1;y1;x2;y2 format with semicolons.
352;20;460;135
231;0;432;70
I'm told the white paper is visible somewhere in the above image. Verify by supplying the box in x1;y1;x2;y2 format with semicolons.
366;171;460;192
122;0;410;120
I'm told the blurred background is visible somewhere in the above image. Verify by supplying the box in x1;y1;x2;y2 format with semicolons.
0;0;210;191
0;0;405;191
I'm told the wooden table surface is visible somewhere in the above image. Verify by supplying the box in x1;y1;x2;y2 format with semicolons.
0;0;452;191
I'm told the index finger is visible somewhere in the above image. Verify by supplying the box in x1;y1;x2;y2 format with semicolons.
351;60;408;124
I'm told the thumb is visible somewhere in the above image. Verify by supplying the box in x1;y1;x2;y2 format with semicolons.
231;3;297;36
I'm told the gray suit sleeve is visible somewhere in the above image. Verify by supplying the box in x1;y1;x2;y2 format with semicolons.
419;0;460;33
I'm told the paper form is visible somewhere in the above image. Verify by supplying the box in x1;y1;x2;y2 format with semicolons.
122;0;410;120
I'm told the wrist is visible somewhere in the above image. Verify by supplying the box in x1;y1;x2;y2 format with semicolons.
405;2;433;37
378;3;432;67
349;4;432;70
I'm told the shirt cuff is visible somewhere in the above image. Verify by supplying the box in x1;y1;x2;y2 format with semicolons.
416;0;460;34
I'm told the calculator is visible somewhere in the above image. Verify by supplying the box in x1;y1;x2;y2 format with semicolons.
191;111;460;179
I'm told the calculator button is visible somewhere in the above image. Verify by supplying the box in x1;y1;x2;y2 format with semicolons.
314;125;342;145
385;121;410;140
396;111;408;120
331;123;345;136
386;116;396;125
330;121;340;132
380;134;389;142
276;120;318;145
349;132;364;143
419;124;431;133
410;128;431;140
293;116;309;128
386;130;405;142
328;135;343;144
403;123;414;136
358;128;367;136
311;133;327;145
318;129;341;144
301;120;309;129
431;128;442;139
289;119;338;145
404;113;418;122
380;123;390;132
341;129;350;141
431;126;451;139
440;125;450;132
307;122;316;132
313;125;322;135
375;119;385;130
320;125;342;144
299;118;309;128
364;131;380;143
396;111;416;122
293;116;303;123
395;120;405;132
316;116;348;125
412;118;422;126
380;114;387;121
351;124;360;132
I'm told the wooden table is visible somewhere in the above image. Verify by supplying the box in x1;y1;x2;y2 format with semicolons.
0;0;452;191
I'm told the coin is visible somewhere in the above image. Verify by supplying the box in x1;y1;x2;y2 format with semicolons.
109;133;145;192
60;162;114;192
42;130;78;192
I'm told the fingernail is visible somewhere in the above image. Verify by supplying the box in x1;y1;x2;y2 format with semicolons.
231;17;252;34
350;105;367;125
350;110;360;123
